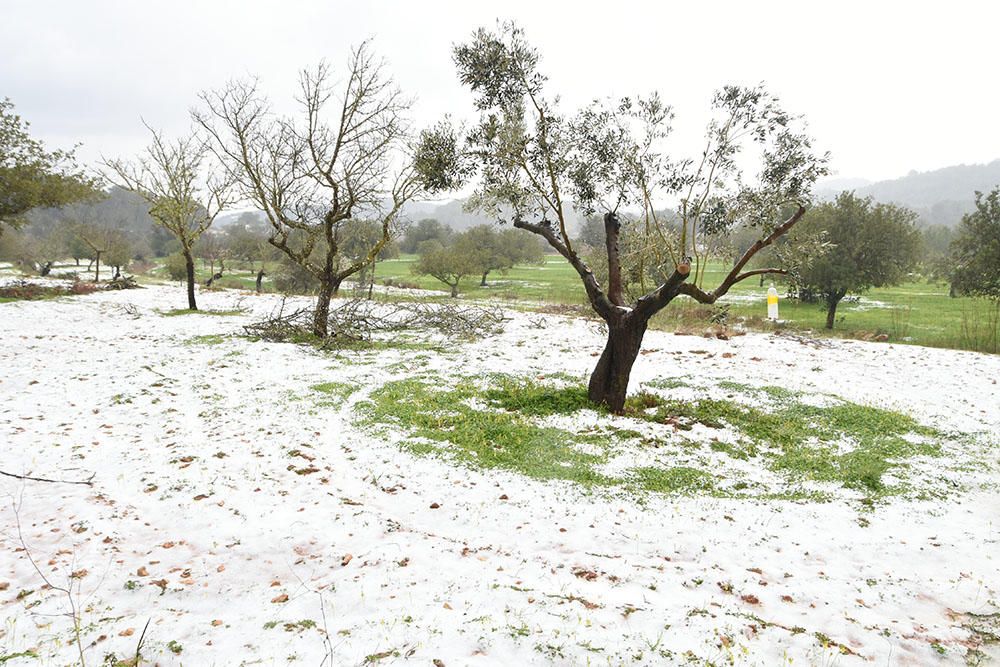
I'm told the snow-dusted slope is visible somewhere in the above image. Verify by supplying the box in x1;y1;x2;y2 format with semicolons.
1;287;998;665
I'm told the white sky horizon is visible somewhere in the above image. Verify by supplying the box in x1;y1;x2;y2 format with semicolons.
3;0;998;188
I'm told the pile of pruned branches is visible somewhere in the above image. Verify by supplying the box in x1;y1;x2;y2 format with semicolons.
102;275;142;290
244;298;505;348
0;279;99;299
389;300;506;338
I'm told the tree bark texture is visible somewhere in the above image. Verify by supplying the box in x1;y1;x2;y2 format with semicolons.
183;249;198;310
825;290;846;329
587;312;649;413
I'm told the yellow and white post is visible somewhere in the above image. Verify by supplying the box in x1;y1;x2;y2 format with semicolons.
767;283;779;321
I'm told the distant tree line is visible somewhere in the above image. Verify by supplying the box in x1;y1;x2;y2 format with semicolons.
410;224;544;296
3;32;999;365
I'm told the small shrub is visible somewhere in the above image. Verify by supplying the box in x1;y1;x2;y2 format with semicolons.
382;277;421;290
164;253;188;281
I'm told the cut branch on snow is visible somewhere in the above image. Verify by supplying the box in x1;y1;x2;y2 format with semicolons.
1;469;95;486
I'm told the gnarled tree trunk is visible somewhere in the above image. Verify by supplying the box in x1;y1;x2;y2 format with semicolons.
312;276;342;338
480;271;489;287
183;248;197;310
587;312;649;413
313;284;333;338
825;289;846;329
255;269;265;293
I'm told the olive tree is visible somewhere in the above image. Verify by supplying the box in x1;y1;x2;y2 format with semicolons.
227;223;281;292
789;192;921;329
411;236;479;297
75;219;119;282
340;218;400;296
417;25;828;412
104;127;233;309
464;225;544;286
950;187;1000;302
194;43;425;337
400;218;452;253
1;98;98;237
196;230;229;286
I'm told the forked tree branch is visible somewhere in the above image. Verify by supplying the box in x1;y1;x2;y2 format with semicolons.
678;205;806;304
513;217;616;319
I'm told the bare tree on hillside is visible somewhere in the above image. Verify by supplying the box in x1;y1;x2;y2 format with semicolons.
194;43;426;337
103;127;233;310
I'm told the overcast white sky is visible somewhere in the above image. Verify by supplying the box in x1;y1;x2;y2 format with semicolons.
2;0;998;184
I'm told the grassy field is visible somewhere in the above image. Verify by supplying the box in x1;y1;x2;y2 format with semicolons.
371;254;1000;354
19;253;1000;354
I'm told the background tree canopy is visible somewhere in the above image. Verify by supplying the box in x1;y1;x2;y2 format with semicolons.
0;98;98;236
789;191;922;328
949;187;1000;302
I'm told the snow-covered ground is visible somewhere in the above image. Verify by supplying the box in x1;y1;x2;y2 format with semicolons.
1;286;998;666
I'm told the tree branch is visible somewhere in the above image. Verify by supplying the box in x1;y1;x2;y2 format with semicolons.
603;212;625;307
1;469;95;486
680;205;806;304
513;217;616;319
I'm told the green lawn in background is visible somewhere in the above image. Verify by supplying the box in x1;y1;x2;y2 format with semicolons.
372;254;998;353
26;253;995;354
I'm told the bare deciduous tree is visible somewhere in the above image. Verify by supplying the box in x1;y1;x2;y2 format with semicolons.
103;126;233;310
194;43;425;337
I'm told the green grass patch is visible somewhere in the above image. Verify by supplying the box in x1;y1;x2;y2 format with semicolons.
185;334;228;346
354;338;445;353
485;375;592;416
646;377;692;390
362;378;614;487
360;373;949;499
630;388;942;494
634;466;715;493
709;439;759;460
159;308;244;317
310;381;357;401
716;381;799;402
